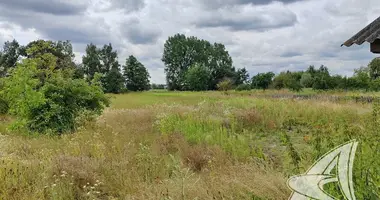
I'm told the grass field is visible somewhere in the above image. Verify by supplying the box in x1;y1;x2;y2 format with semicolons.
0;90;379;199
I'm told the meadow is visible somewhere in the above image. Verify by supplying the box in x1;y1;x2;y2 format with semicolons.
0;90;379;199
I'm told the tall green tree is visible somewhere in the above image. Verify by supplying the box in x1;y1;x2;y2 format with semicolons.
0;39;21;77
162;34;235;91
208;43;235;90
23;40;76;71
162;34;193;90
103;68;125;93
83;43;101;80
123;55;150;91
369;57;380;80
100;43;119;73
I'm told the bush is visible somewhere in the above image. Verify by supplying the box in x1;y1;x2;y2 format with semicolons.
3;59;110;134
217;78;233;91
0;79;8;114
235;84;251;91
0;97;8;114
370;79;380;91
184;63;211;91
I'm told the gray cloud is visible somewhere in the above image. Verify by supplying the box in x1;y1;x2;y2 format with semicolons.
94;0;145;13
195;5;297;31
200;0;307;9
281;51;302;57
123;19;162;45
0;0;87;15
111;0;145;12
0;2;111;45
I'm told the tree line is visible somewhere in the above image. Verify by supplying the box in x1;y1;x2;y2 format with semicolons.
247;62;380;92
161;34;380;92
0;39;151;93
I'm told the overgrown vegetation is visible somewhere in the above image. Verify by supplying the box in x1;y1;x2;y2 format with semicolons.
0;41;109;134
1;35;380;199
0;91;378;199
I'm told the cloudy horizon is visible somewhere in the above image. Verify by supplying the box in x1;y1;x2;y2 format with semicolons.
0;0;379;84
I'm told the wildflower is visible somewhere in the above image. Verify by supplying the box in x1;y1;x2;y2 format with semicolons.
83;185;87;189
52;184;56;187
87;192;91;196
94;183;98;187
60;174;66;177
90;186;95;190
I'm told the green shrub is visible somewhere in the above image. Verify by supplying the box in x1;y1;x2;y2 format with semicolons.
184;63;211;91
217;78;233;91
0;97;8;114
3;59;110;134
235;84;251;91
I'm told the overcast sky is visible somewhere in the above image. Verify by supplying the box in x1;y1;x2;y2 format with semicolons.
0;0;379;84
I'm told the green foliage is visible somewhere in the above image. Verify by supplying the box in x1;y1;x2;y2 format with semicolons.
184;63;211;91
217;78;233;91
353;67;371;90
300;73;313;88
82;43;125;93
0;78;8;114
162;34;235;90
23;40;75;70
151;84;166;90
370;78;380;91
235;84;251;91
3;58;109;134
0;39;21;77
287;77;303;92
123;55;150;91
235;68;250;85
0;97;8;115
312;65;331;90
99;43;119;74
103;68;125;94
369;57;380;80
82;43;101;80
251;72;275;90
271;72;288;89
72;63;85;79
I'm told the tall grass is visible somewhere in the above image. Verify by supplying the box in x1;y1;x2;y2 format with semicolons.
0;91;378;199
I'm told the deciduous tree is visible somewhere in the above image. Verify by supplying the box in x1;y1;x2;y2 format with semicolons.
123;55;150;91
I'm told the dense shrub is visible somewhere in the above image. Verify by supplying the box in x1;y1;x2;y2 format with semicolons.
217;78;233;91
3;59;109;134
0;79;8;114
0;97;8;114
184;63;211;91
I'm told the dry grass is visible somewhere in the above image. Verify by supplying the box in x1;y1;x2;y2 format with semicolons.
0;91;377;199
